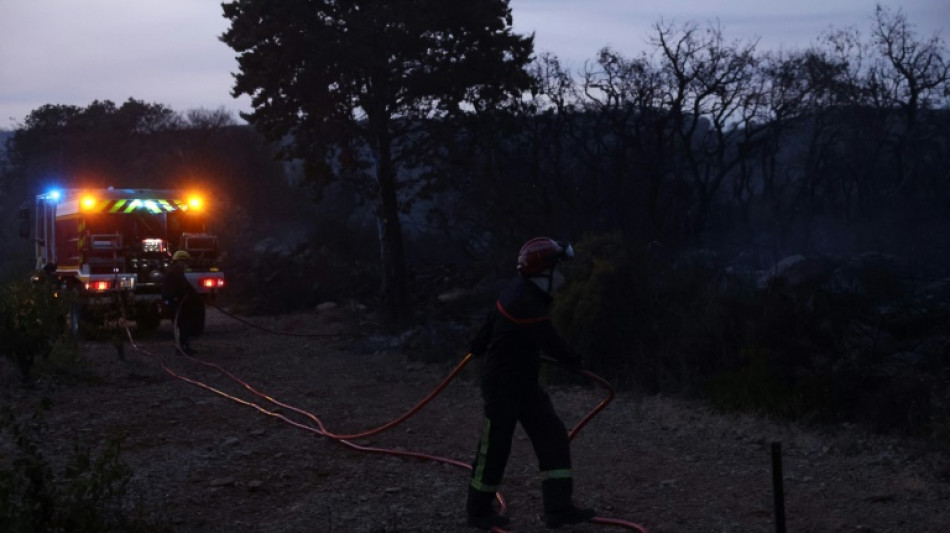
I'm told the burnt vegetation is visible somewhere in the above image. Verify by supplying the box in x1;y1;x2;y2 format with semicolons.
1;2;949;459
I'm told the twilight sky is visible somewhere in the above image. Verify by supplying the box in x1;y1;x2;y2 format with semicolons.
0;0;946;130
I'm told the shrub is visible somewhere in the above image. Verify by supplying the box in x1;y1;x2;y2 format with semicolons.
552;233;751;394
551;233;949;439
0;279;71;381
0;402;169;533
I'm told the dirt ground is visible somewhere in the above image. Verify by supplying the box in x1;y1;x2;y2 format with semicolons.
3;306;950;533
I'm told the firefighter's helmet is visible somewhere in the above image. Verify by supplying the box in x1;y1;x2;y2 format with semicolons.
172;250;191;262
516;237;574;275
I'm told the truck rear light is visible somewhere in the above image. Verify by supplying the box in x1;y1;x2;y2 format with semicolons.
199;277;225;289
88;280;111;291
85;277;134;291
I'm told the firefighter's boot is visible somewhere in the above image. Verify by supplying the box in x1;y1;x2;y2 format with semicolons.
466;486;509;530
542;478;595;528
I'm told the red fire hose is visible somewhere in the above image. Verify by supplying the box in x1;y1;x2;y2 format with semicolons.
126;303;647;532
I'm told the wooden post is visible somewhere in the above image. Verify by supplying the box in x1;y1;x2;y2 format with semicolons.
771;441;787;533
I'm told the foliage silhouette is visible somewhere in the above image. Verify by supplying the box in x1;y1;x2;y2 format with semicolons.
220;0;535;323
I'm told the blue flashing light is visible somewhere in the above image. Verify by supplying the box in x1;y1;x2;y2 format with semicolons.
45;189;62;202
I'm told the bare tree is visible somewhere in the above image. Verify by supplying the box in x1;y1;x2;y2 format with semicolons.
651;19;761;240
869;5;950;199
578;48;675;242
872;5;950;129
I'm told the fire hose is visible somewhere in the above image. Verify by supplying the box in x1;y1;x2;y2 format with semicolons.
123;300;647;532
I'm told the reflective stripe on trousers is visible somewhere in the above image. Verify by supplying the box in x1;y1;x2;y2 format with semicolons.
469;386;571;491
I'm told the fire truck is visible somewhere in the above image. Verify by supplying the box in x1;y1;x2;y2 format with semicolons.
20;187;225;335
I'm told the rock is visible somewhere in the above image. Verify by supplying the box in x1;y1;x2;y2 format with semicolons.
436;288;470;303
315;301;338;313
253;237;288;255
404;361;425;372
759;254;834;289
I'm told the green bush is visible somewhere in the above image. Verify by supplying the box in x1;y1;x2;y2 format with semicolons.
0;279;72;381
552;233;751;393
705;346;835;420
0;403;169;533
551;233;949;439
33;335;97;385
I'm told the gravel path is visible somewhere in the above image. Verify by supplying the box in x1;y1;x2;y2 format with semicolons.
3;307;949;532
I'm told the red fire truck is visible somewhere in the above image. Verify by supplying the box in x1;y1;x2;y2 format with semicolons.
20;187;225;335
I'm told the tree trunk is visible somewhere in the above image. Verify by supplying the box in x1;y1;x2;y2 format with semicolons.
373;131;410;326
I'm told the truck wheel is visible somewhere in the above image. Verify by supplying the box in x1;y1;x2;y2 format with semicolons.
195;302;206;336
135;304;162;337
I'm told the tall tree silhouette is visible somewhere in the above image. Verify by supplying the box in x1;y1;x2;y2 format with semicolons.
220;0;534;323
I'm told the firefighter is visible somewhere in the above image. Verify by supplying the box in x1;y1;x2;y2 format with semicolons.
162;250;202;354
465;237;595;530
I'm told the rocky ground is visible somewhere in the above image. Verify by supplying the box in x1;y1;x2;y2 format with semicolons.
3;306;950;532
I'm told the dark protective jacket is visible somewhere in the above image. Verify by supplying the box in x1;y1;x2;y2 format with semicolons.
470;276;581;402
161;261;204;336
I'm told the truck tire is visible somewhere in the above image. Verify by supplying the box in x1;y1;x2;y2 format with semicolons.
135;303;162;337
195;301;206;336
